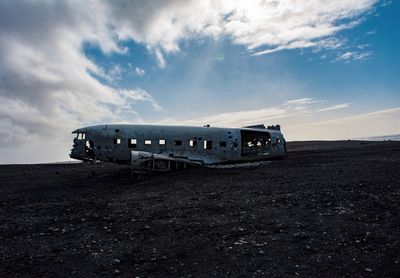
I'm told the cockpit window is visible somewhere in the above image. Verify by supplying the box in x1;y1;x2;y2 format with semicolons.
77;133;85;140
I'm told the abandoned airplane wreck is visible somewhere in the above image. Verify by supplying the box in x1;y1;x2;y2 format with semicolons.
70;124;287;171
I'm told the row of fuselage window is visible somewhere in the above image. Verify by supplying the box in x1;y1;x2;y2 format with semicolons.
114;138;227;150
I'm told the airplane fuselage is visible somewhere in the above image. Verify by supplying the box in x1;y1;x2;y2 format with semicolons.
70;124;286;167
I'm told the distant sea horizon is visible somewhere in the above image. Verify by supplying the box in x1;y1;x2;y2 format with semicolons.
356;134;400;141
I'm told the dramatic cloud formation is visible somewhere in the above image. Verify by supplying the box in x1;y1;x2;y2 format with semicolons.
0;1;160;148
106;0;379;62
0;0;385;163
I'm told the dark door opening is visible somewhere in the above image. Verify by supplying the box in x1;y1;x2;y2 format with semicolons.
240;130;270;157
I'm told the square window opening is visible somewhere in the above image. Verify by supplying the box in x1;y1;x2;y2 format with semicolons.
114;138;121;144
220;141;227;147
174;140;182;146
145;139;152;145
159;139;166;145
128;138;137;148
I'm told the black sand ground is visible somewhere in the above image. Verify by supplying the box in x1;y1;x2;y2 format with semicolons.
0;141;399;277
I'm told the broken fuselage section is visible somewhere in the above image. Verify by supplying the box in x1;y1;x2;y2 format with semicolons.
70;124;287;172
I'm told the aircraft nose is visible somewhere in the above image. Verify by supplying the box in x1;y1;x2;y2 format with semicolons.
70;125;100;161
70;137;84;160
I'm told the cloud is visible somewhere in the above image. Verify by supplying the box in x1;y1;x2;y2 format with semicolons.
158;100;399;141
135;67;146;76
285;107;400;140
157;98;339;127
154;48;167;68
161;107;297;128
284;98;321;106
117;89;161;111
105;0;379;65
106;64;124;82
0;1;160;148
222;0;378;55
252;41;318;56
0;1;382;162
335;51;372;62
380;0;392;8
317;103;351;112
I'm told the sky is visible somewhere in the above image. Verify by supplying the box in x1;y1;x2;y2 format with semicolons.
0;0;399;163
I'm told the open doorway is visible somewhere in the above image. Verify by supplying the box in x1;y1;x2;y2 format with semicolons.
240;130;270;157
